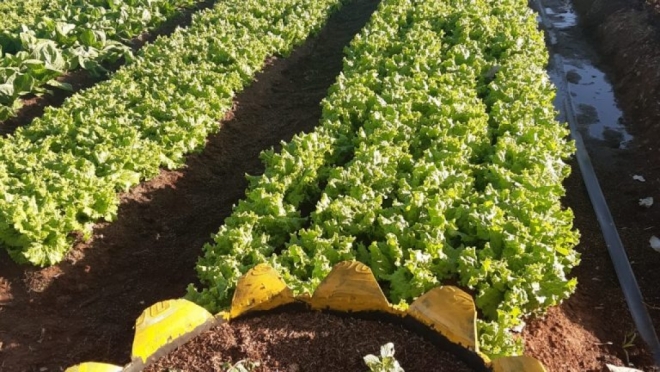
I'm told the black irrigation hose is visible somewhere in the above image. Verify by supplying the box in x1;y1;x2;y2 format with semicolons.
533;0;660;365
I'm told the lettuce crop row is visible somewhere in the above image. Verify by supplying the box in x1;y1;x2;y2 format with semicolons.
187;0;580;357
0;0;346;266
1;0;52;33
0;0;200;121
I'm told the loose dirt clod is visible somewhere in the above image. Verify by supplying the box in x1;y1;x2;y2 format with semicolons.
0;278;12;306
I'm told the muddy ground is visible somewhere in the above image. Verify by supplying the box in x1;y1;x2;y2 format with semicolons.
533;0;660;369
1;0;660;371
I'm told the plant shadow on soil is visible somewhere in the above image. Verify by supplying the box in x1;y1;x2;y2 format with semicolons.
0;0;380;370
0;0;655;371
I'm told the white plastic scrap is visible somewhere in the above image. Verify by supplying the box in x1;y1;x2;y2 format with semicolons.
633;175;646;182
650;236;660;253
606;364;644;372
639;197;654;208
511;321;526;333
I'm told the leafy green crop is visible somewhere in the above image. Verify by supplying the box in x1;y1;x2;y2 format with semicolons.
187;0;580;357
0;0;346;266
1;0;53;33
364;343;404;372
0;0;199;121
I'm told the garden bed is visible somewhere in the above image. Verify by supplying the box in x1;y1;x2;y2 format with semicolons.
0;0;380;369
0;0;217;137
144;310;474;372
1;0;660;371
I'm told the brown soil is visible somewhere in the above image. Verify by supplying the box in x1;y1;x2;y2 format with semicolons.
0;0;216;137
571;0;660;139
0;1;380;371
144;310;475;372
523;162;650;371
1;0;660;371
534;0;660;369
520;0;660;370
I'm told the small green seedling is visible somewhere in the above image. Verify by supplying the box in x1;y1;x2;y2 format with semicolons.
223;359;260;372
622;331;637;366
364;343;405;372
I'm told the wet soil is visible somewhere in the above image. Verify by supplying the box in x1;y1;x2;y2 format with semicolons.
144;310;475;372
1;0;659;371
0;0;216;137
521;0;660;370
0;0;380;370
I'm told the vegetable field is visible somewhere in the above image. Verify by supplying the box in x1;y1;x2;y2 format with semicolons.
188;0;578;357
0;0;658;370
0;0;199;120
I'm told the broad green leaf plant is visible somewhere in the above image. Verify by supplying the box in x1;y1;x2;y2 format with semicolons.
0;0;198;120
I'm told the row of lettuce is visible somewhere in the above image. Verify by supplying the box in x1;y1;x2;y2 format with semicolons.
0;0;201;121
185;0;580;357
2;0;578;357
0;0;346;266
1;0;50;32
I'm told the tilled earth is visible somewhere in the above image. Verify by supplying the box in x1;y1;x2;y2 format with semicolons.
1;0;660;371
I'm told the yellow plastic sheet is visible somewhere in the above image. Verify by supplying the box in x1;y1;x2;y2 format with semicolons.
407;286;477;351
132;299;212;363
230;263;295;319
64;363;122;372
310;261;392;313
491;355;548;372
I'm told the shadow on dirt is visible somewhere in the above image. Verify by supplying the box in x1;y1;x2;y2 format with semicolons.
0;1;380;370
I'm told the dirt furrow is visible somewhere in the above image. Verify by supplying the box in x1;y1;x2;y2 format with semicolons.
0;1;380;370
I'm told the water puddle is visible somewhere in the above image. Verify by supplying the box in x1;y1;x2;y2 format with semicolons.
544;6;578;29
537;0;633;148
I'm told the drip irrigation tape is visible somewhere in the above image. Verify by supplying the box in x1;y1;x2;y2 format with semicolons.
533;0;660;365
